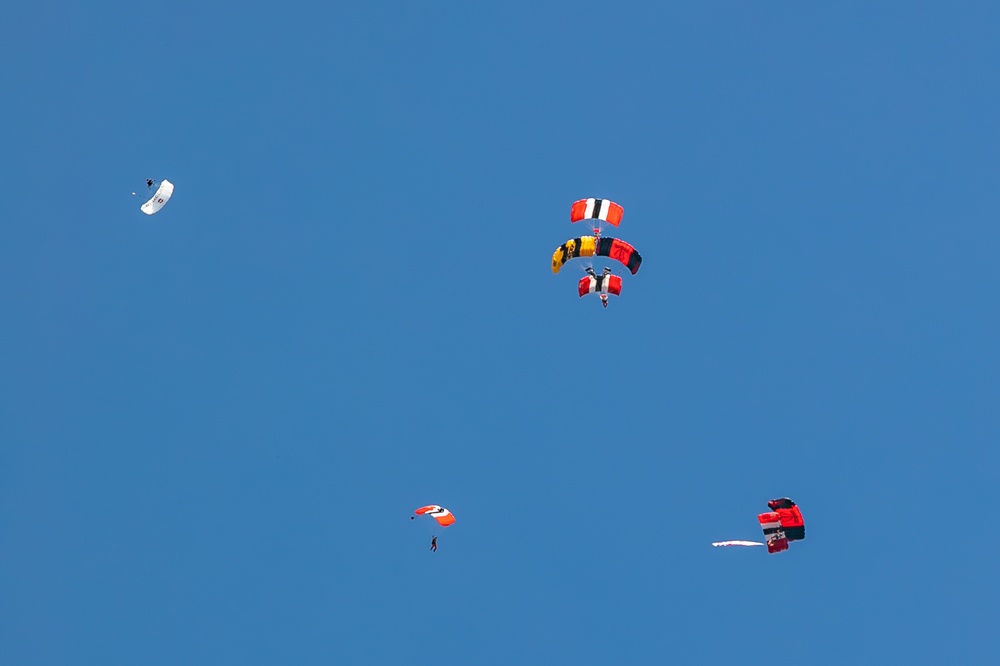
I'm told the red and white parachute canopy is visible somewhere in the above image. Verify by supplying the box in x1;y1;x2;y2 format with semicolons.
414;505;455;527
571;198;623;227
578;274;623;298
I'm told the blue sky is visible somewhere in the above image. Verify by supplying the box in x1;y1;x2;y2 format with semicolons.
2;1;999;663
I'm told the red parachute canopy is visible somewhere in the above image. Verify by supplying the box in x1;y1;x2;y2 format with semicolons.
414;505;455;527
578;274;623;298
571;198;623;226
758;498;805;554
597;237;642;275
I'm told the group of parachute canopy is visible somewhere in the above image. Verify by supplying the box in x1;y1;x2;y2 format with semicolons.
138;183;804;557
414;499;806;555
553;198;642;306
712;497;806;554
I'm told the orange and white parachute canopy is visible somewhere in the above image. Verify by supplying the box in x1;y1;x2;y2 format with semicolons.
571;198;623;226
414;505;455;527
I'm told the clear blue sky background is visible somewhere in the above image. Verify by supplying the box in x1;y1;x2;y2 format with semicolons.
2;2;999;664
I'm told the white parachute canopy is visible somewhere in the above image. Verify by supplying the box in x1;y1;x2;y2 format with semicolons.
141;179;174;215
711;540;765;548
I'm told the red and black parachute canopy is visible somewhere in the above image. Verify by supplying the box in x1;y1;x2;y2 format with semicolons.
758;497;805;554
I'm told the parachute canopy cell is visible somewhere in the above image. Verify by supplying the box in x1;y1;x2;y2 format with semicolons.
414;505;455;527
141;179;174;215
597;237;642;274
552;236;598;273
571;198;623;226
578;274;623;298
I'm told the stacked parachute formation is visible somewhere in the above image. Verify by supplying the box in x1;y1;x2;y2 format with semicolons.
552;198;642;308
712;497;806;554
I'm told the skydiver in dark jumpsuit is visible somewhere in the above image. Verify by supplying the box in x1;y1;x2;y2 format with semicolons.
430;536;438;552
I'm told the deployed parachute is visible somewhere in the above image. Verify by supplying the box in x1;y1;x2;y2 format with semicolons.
551;236;642;275
758;497;805;554
571;198;624;227
141;179;174;215
579;274;622;298
412;505;455;527
713;497;805;554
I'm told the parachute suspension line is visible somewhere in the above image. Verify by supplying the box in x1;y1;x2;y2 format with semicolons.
575;260;596;284
595;214;610;238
